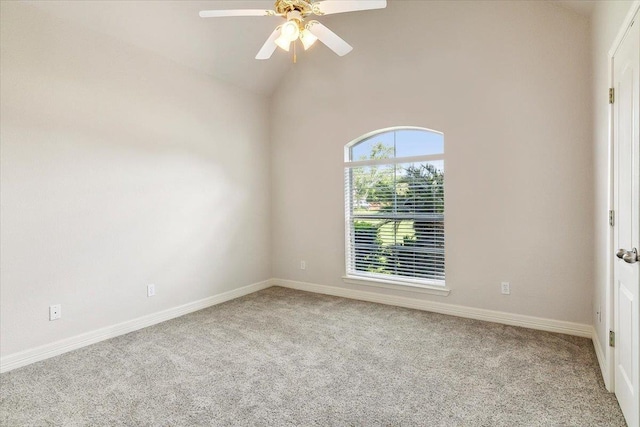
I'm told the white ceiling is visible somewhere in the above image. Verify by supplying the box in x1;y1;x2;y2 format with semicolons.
554;0;596;16
26;0;296;95
25;0;593;97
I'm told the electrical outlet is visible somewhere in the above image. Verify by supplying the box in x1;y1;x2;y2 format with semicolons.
49;304;61;321
300;261;306;270
147;284;156;297
501;282;510;295
597;305;602;323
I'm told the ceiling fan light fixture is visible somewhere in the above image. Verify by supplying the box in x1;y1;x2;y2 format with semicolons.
275;19;300;52
199;0;388;60
275;35;291;51
300;29;318;50
280;20;300;42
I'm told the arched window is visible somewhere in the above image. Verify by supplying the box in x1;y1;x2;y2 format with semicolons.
344;127;445;287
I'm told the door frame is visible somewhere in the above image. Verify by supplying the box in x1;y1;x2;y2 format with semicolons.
606;0;640;393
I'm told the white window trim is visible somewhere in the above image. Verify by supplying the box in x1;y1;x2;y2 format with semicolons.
342;275;450;296
344;127;446;290
346;153;445;168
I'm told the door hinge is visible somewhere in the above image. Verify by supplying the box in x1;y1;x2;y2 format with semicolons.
609;330;615;347
609;88;615;104
609;210;615;226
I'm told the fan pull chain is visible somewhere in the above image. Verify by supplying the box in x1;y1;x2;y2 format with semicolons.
293;40;297;64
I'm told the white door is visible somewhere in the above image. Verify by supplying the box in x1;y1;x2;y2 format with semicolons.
614;13;640;427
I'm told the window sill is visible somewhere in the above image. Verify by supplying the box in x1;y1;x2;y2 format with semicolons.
342;275;450;297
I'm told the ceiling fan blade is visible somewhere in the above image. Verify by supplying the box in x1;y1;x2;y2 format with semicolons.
256;28;281;60
312;0;387;16
199;9;279;18
306;21;353;56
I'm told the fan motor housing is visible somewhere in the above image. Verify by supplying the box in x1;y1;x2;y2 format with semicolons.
274;0;313;16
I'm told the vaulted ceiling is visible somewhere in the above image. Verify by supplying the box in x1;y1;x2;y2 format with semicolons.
25;0;592;97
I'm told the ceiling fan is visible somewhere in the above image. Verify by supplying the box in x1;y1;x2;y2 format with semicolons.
199;0;387;60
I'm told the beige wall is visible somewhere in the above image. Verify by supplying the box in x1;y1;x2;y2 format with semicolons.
271;0;593;323
591;0;636;380
0;2;271;357
0;0;606;363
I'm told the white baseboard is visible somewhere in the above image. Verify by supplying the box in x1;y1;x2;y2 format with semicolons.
0;279;273;373
592;329;612;391
2;278;594;374
274;279;593;338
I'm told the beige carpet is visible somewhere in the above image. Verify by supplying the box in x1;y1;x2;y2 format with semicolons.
0;287;626;426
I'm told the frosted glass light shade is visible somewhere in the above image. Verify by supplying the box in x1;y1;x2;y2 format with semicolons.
300;29;318;50
281;21;300;42
275;35;291;51
275;20;300;52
